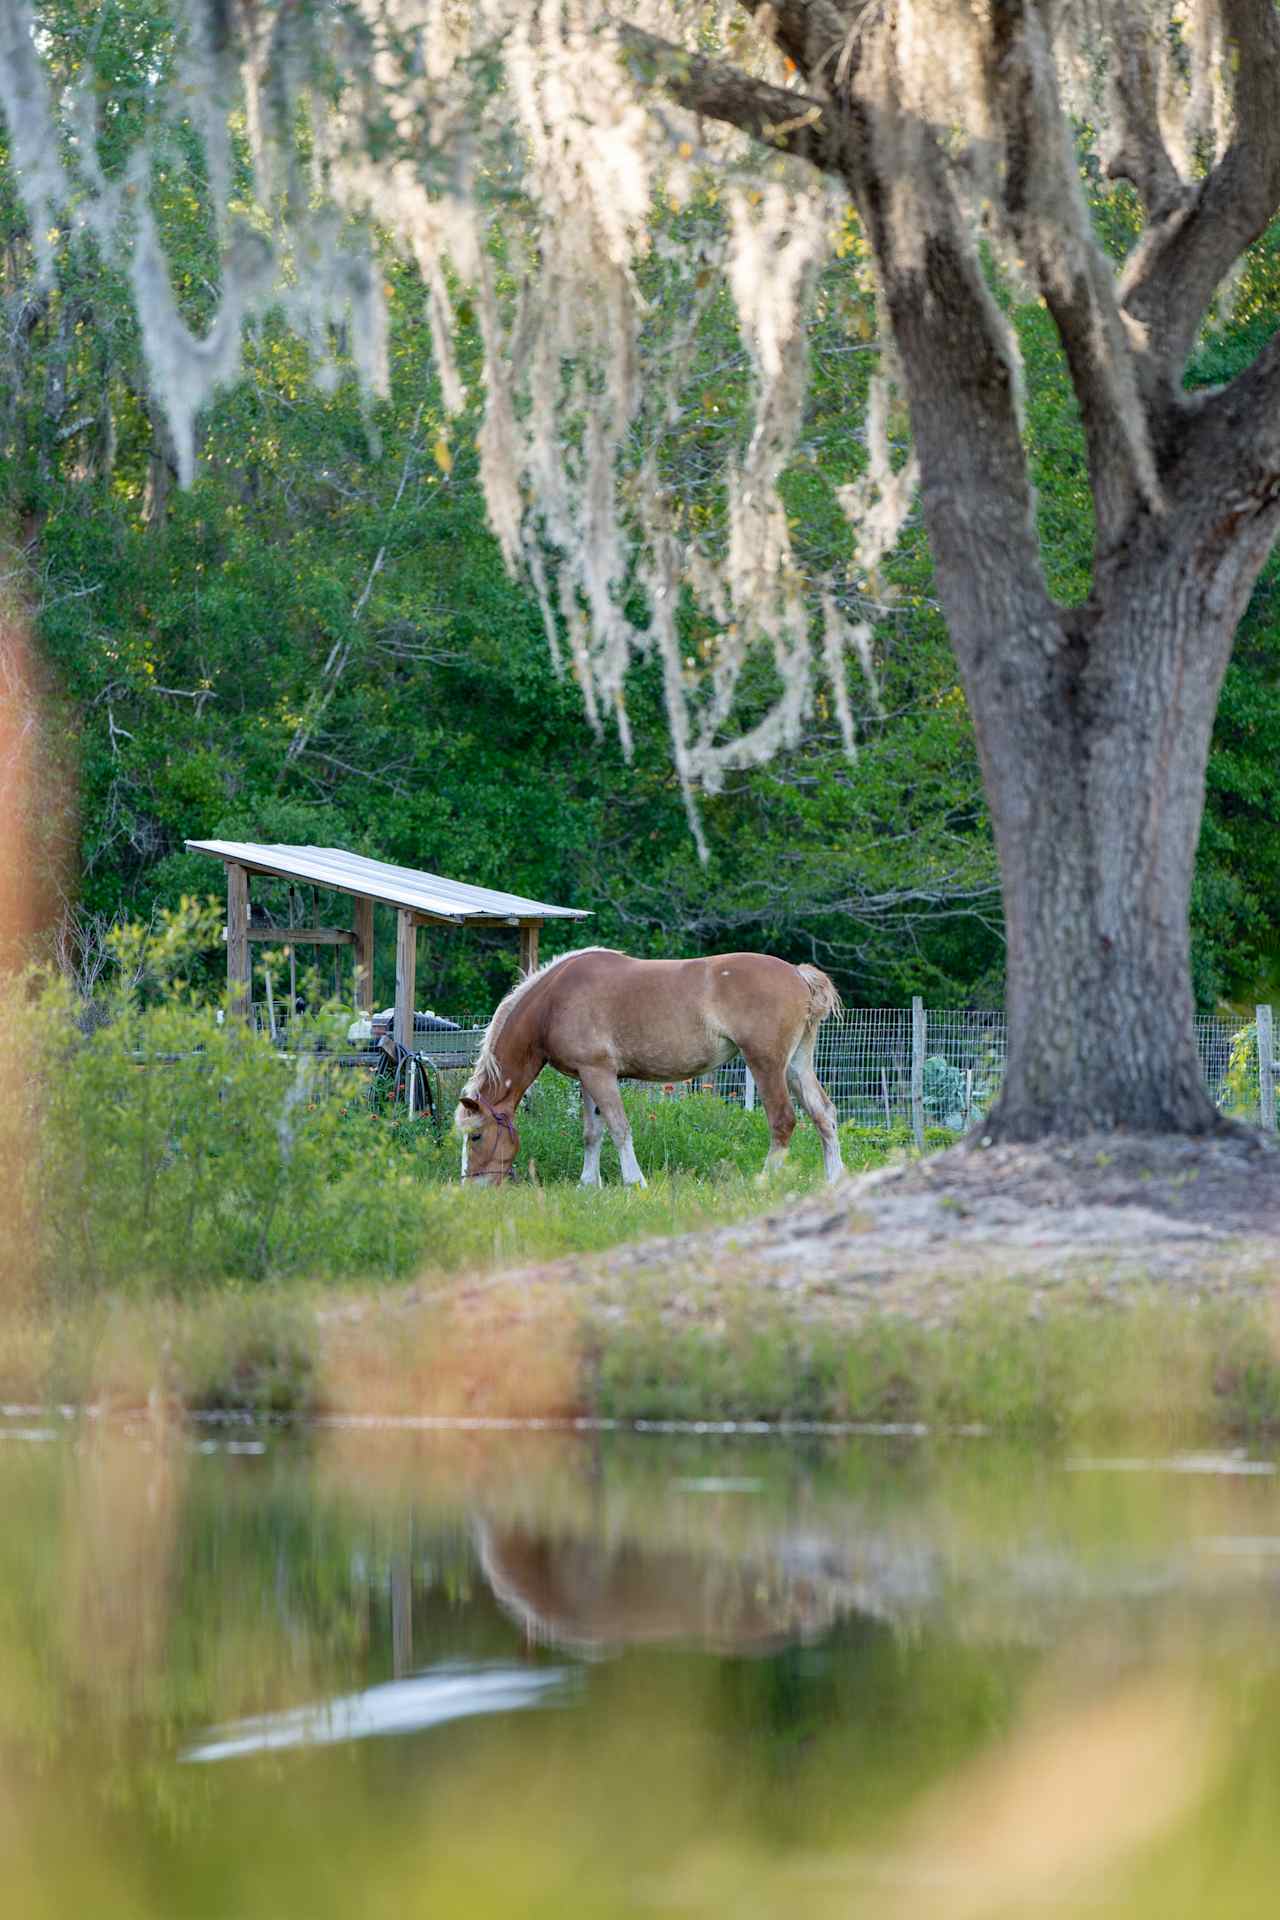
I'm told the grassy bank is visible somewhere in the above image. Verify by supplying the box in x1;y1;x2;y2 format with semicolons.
5;1259;1278;1447
586;1278;1280;1441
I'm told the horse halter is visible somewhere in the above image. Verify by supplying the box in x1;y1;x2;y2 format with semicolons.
464;1090;520;1177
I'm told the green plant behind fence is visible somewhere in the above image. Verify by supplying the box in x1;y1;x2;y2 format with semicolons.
1218;1022;1277;1125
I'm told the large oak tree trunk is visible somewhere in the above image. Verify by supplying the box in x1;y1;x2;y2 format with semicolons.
963;571;1234;1139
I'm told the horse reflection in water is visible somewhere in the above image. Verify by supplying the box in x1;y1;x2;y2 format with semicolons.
476;1521;850;1656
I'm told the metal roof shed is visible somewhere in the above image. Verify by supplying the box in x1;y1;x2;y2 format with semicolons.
186;840;590;1049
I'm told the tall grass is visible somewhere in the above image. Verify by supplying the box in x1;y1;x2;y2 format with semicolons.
1;976;921;1303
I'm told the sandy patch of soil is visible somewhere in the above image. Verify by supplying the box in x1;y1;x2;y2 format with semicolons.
442;1133;1280;1333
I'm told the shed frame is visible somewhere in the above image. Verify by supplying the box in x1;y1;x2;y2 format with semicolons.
186;840;590;1049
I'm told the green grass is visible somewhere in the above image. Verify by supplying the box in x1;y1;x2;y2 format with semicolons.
27;1269;1274;1440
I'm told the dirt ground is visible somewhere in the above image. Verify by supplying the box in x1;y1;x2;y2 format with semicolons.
436;1131;1280;1335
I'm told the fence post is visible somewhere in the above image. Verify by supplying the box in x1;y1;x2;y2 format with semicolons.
911;995;926;1152
226;861;250;1019
1258;1005;1276;1132
743;1065;756;1112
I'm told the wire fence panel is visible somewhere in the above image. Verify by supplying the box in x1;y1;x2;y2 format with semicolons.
423;1007;1268;1128
811;1008;914;1128
1195;1013;1254;1114
251;997;1271;1130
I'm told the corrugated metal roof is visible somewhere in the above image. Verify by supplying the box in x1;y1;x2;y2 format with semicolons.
185;841;591;924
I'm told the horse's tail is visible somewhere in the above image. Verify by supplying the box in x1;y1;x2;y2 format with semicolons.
796;963;842;1031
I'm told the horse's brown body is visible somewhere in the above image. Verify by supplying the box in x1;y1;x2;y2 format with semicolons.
454;947;844;1187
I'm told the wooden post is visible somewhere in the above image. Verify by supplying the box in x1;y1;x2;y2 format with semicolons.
287;886;298;1019
262;959;277;1044
1258;1005;1276;1132
880;1066;891;1133
394;908;417;1053
743;1065;756;1112
911;995;926;1152
353;897;374;1015
227;862;250;1019
519;920;540;977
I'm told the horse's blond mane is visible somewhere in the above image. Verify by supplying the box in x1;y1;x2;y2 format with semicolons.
465;947;619;1092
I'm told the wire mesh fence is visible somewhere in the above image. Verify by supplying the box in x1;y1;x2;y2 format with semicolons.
248;998;1274;1134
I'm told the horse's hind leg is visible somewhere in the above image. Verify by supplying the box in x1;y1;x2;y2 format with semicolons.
578;1067;647;1188
787;1034;843;1184
579;1087;605;1187
743;1056;796;1180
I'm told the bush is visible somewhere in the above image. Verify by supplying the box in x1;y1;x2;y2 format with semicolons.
4;978;436;1298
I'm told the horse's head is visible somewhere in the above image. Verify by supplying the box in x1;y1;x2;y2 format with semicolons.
454;1089;521;1185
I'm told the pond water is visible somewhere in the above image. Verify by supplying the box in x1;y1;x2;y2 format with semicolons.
4;1413;1280;1917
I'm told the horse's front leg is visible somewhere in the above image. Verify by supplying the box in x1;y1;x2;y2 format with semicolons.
578;1068;647;1188
579;1088;605;1187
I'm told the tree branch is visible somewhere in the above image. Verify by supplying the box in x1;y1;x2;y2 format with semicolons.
1191;324;1280;529
833;39;1053;643
1103;27;1188;222
616;27;848;174
1120;0;1280;386
734;0;861;78
990;2;1160;548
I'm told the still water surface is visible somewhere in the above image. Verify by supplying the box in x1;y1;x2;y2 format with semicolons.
3;1414;1280;1916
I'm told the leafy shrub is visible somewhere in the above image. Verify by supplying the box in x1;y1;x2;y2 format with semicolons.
2;977;435;1299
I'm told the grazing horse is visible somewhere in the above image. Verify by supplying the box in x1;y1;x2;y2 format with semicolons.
453;947;844;1187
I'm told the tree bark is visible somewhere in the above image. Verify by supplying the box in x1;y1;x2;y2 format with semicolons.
962;566;1234;1138
635;0;1280;1141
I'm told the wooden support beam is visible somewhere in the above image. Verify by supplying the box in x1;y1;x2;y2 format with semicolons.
394;908;417;1052
227;862;250;1019
353;897;374;1015
246;926;355;945
519;921;541;976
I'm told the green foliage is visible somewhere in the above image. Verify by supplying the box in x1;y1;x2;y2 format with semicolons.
920;1053;992;1131
1217;1022;1277;1125
2;112;1000;1009
26;988;436;1296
